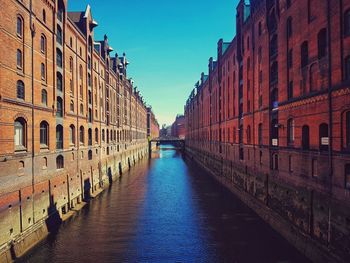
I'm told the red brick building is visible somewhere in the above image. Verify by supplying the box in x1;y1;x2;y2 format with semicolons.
185;0;350;261
147;107;160;140
171;115;186;139
0;0;155;259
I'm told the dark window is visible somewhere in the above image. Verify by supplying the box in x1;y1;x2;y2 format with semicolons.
287;118;294;145
57;72;62;91
102;129;105;142
70;100;74;112
56;155;64;169
69;125;75;145
301;41;309;68
17;49;22;69
318;29;327;59
95;128;98;143
40;121;49;146
43;9;46;23
270;62;278;83
345;56;350;81
312;159;318;177
57;25;62;45
56;125;63;149
344;10;350;36
302;125;310;150
17;80;25;99
270;34;278;56
88;150;92;160
287;17;292;39
319;123;329;151
88;128;92;146
288;81;294;99
17;16;23;38
40;35;46;53
41;63;45;80
80;126;85;144
56;97;63;117
286;0;291;8
272;153;279;170
41;89;47;105
56;49;62;68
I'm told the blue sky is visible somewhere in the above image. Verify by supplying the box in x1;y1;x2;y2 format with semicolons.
68;0;238;125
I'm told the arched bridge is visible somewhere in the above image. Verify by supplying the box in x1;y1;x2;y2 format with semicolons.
149;136;185;152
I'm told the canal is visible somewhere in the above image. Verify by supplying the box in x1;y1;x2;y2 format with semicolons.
19;145;309;263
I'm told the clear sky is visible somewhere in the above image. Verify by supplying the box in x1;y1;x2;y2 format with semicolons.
68;0;238;126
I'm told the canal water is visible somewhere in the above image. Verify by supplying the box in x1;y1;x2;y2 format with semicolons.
19;145;309;263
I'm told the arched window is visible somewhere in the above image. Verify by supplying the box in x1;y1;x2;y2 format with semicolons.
56;97;63;117
88;150;92;160
80;126;85;144
40;34;46;54
302;125;310;150
88;128;92;146
57;25;62;45
17;49;23;69
80;103;84;115
319;123;329;151
318;28;327;59
40;121;49;147
14;118;26;149
17;80;25;99
301;41;309;68
42;9;46;23
69;124;75;145
57;72;62;91
287;118;294;145
41;89;47;106
41;63;46;80
56;125;63;149
17;16;23;38
95;128;99;143
56;49;62;68
345;56;350;81
70;100;74;112
287;17;292;39
258;123;263;145
56;155;64;169
344;9;350;36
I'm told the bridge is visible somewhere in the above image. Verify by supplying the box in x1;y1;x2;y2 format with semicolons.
149;136;185;153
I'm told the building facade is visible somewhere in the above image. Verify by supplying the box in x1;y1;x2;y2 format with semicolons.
0;0;152;260
147;107;160;140
185;0;350;261
171;115;186;139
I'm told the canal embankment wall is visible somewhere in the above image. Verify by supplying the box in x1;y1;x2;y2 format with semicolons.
185;146;350;263
0;143;149;263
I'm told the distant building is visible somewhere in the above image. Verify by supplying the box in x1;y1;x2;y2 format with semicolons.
147;107;160;140
171;115;186;139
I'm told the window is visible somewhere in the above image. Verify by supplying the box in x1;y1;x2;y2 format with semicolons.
271;119;279;145
56;155;64;169
79;65;83;80
270;62;278;83
80;126;85;144
302;125;310;150
346;111;350;149
345;164;350;189
17;49;23;69
344;10;350;36
70;79;73;94
57;72;62;91
270;34;278;56
70;37;73;48
41;63;45;80
40;121;49;147
288;155;293;173
312;159;318;177
318;29;327;59
14;118;26;149
56;125;63;149
102;129;105;142
95;128;99;143
286;0;291;8
287;118;294;144
287;17;292;39
258;123;263;145
288;81;293;100
287;49;293;69
345;56;350;81
301;41;309;68
272;153;279;170
41;89;47;106
80;104;84;115
69;57;73;72
70;100;74;112
40;35;46;54
246;125;251;144
88;128;92;146
69;125;75;145
88;150;92;160
57;25;62;45
17;80;25;99
17;16;23;38
42;9;46;23
56;97;63;117
56;49;62;68
319;123;329;151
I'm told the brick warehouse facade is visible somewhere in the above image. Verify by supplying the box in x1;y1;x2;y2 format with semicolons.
0;0;155;260
185;0;350;262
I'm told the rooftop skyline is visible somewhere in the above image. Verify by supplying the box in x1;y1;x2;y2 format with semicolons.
68;0;238;125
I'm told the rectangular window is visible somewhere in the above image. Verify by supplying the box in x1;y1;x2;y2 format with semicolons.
15;124;23;147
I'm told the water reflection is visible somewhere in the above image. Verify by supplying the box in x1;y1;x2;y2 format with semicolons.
19;145;309;263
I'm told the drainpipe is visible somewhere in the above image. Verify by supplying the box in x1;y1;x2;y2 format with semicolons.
30;0;35;225
326;0;333;246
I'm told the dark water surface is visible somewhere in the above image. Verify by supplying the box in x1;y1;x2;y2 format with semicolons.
19;146;309;263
